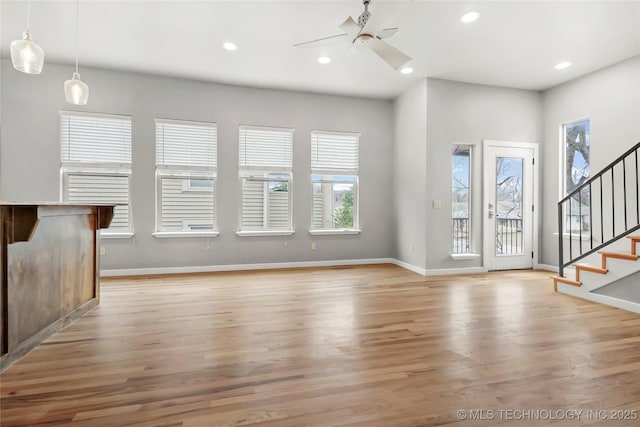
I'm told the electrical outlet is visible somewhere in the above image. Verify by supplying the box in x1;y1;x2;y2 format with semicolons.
100;246;106;256
311;242;317;250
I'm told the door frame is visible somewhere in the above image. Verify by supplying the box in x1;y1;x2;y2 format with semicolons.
482;140;540;270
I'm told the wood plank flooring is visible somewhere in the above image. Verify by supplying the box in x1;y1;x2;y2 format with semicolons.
1;265;639;426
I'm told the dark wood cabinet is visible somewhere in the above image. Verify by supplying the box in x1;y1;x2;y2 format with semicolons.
0;203;113;371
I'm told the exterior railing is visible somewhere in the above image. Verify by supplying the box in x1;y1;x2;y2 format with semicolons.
452;218;469;254
496;218;523;255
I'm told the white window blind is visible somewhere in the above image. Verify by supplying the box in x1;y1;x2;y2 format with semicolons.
60;112;132;164
66;173;131;233
239;125;293;170
310;131;360;232
311;131;359;172
155;119;217;234
60;111;133;235
155;119;217;169
238;125;293;233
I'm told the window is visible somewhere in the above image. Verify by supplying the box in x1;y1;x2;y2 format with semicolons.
452;145;471;253
562;119;591;232
155;119;217;235
238;125;293;234
60;111;132;236
310;131;359;233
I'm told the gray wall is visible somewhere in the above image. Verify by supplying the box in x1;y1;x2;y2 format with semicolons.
541;56;640;266
392;79;428;270
391;78;543;272
425;78;543;270
1;60;394;270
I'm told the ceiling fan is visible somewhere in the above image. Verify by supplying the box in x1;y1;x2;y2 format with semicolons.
294;0;412;71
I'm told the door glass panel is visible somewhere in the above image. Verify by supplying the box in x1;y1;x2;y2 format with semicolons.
495;157;524;255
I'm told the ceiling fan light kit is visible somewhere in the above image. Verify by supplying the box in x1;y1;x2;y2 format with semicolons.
10;0;44;74
294;0;413;72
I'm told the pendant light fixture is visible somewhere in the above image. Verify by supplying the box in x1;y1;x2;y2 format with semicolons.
64;0;89;105
10;0;44;74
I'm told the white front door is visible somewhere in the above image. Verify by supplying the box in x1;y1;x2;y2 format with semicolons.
483;141;536;270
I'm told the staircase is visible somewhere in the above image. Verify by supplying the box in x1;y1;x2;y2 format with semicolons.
552;142;640;312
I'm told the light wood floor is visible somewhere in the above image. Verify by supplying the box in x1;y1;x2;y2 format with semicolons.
1;265;639;426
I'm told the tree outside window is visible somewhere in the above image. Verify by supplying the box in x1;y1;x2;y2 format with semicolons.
563;119;591;232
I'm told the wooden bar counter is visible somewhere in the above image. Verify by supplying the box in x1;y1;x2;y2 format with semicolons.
0;203;113;371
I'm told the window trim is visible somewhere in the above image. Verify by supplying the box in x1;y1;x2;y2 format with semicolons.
154;119;218;235
59;111;133;236
559;118;591;234
309;130;360;233
309;174;360;233
237;171;294;233
61;167;134;236
559;117;591;198
451;143;473;255
155;170;217;235
237;125;294;234
153;231;220;239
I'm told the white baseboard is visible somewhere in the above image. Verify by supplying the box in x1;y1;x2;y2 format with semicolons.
103;258;494;278
389;260;489;277
535;263;559;273
391;259;427;275
101;258;396;277
557;283;640;314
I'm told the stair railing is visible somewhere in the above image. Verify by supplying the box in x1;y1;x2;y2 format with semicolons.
558;141;640;277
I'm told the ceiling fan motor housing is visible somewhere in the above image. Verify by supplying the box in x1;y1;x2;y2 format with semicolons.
356;34;374;45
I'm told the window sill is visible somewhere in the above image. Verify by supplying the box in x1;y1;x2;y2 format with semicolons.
153;231;219;239
450;253;481;261
308;229;361;236
553;232;591;241
236;230;294;237
100;232;134;239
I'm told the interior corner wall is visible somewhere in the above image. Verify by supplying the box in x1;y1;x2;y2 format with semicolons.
425;78;543;270
392;79;428;271
0;60;395;270
541;56;640;266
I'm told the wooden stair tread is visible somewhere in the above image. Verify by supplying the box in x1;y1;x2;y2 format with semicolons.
626;235;640;241
598;251;639;260
574;263;608;275
552;276;582;292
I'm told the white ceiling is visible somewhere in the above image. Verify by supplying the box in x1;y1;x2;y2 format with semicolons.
2;1;639;100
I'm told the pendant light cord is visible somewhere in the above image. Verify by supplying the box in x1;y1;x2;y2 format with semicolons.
75;0;79;73
26;0;30;31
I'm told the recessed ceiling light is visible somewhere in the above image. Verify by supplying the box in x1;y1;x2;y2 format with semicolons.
460;11;480;23
223;42;238;51
400;66;414;75
317;56;331;64
554;61;572;70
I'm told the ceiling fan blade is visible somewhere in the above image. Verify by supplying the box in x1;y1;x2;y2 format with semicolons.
368;38;412;70
294;33;352;48
338;16;361;38
377;27;399;39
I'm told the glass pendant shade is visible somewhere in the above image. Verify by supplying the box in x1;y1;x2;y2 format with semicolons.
64;72;89;105
10;31;44;74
